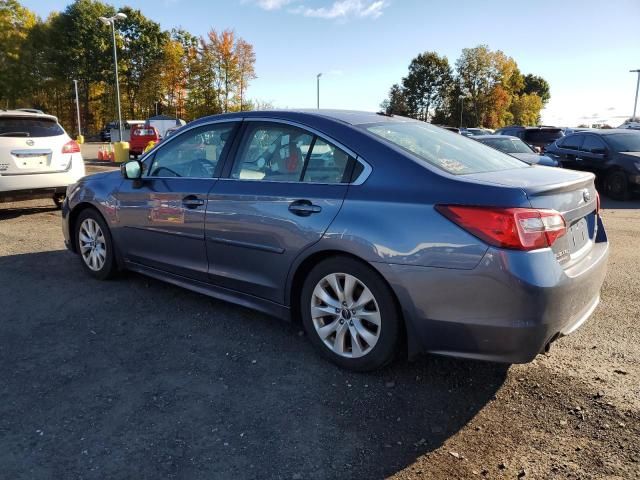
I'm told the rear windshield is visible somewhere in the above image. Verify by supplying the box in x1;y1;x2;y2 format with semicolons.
0;117;64;138
365;122;526;175
605;133;640;152
523;129;563;143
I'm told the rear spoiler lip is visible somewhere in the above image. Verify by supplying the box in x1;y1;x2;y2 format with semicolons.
523;173;595;196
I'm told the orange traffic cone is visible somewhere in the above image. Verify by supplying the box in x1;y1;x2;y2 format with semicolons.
97;146;104;161
108;144;115;162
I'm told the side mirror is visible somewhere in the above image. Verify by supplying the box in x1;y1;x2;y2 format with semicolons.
121;160;142;179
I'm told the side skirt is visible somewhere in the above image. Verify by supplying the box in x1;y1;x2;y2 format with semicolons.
124;260;291;321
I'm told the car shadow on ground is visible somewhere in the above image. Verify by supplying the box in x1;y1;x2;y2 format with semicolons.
0;204;59;220
0;250;507;479
600;194;640;210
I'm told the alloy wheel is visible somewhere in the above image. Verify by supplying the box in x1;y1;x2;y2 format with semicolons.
310;272;381;358
79;218;107;272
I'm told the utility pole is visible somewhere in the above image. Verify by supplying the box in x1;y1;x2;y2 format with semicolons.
73;79;81;138
459;95;465;129
317;73;322;109
631;69;640;121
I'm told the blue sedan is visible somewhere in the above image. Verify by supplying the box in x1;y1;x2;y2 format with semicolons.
62;110;608;371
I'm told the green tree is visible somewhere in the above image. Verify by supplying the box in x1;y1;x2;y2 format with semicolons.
523;74;551;105
380;83;409;116
401;52;453;121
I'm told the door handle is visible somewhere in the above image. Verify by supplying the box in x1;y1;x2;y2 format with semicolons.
182;195;205;209
289;200;322;216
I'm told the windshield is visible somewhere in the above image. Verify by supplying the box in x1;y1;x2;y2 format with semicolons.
605;132;640;152
0;117;64;138
481;137;533;154
365;122;526;175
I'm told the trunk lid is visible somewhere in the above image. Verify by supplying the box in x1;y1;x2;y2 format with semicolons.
464;166;598;266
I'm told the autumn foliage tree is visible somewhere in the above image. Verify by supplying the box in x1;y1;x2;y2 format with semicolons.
382;44;550;128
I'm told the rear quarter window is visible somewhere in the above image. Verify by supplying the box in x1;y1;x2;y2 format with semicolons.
0;117;64;138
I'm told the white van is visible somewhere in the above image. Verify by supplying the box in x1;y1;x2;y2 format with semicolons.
0;110;85;207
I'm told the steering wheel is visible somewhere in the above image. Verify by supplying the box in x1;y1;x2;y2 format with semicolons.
189;158;216;177
153;166;181;177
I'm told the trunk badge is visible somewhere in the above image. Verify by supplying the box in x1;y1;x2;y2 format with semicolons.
26;139;34;146
582;189;591;203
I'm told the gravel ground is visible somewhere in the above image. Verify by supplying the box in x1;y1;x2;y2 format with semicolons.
0;153;638;479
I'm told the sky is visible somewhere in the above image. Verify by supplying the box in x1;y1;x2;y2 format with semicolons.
21;0;640;127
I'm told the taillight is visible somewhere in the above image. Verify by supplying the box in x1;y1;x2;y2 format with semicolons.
436;205;567;251
62;140;80;154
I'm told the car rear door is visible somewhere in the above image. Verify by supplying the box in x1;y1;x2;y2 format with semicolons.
115;121;239;281
205;120;356;304
556;134;585;170
578;134;609;174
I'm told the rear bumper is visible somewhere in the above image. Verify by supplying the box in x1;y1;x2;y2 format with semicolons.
0;157;85;201
375;217;609;363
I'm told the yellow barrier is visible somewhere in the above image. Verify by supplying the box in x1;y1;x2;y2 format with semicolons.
76;135;85;144
113;142;130;163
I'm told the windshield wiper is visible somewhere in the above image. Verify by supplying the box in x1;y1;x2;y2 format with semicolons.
0;132;30;137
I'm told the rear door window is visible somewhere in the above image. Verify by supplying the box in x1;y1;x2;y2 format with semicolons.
0;116;64;138
559;134;584;151
302;138;351;184
580;135;607;154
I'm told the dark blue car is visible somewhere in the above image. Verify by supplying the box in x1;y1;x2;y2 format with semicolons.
62;110;609;371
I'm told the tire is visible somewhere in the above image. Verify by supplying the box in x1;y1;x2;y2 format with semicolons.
75;209;118;280
300;256;400;371
605;170;630;201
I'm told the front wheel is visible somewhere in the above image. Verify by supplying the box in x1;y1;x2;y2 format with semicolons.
300;256;400;371
605;170;630;201
75;209;118;280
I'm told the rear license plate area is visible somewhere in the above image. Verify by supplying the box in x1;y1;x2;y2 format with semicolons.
567;217;589;253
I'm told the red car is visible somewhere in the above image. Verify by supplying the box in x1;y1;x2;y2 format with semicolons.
129;125;160;158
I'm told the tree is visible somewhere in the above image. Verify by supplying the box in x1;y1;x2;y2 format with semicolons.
510;93;543;126
236;38;256;111
455;45;497;127
0;0;37;108
523;74;550;105
380;83;409;116
401;52;453;121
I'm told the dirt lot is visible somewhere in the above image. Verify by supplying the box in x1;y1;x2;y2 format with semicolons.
1;155;639;479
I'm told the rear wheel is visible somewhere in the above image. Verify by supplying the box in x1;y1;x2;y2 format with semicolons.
605;170;630;201
300;256;400;371
75;209;117;280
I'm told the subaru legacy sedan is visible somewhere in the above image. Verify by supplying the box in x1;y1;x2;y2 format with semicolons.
62;110;609;371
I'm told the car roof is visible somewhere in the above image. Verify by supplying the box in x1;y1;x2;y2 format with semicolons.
0;109;58;122
564;128;637;136
190;109;415;128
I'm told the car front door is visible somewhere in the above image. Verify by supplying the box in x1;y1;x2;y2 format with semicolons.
115;121;239;281
204;120;356;304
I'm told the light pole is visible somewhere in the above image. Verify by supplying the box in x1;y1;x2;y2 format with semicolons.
154;101;159;116
631;69;640;122
459;94;466;129
99;12;127;143
73;79;81;139
317;73;322;109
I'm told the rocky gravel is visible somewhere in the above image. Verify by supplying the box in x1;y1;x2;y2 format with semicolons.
0;162;638;479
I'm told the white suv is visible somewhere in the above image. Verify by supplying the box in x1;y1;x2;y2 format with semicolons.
0;110;85;207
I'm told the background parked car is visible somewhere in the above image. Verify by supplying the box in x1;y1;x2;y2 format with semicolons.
129;124;160;158
495;126;564;152
100;121;118;142
0;110;85;207
545;129;640;200
474;135;559;167
460;127;489;137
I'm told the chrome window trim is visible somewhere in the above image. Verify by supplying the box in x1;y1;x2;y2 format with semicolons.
233;117;372;186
